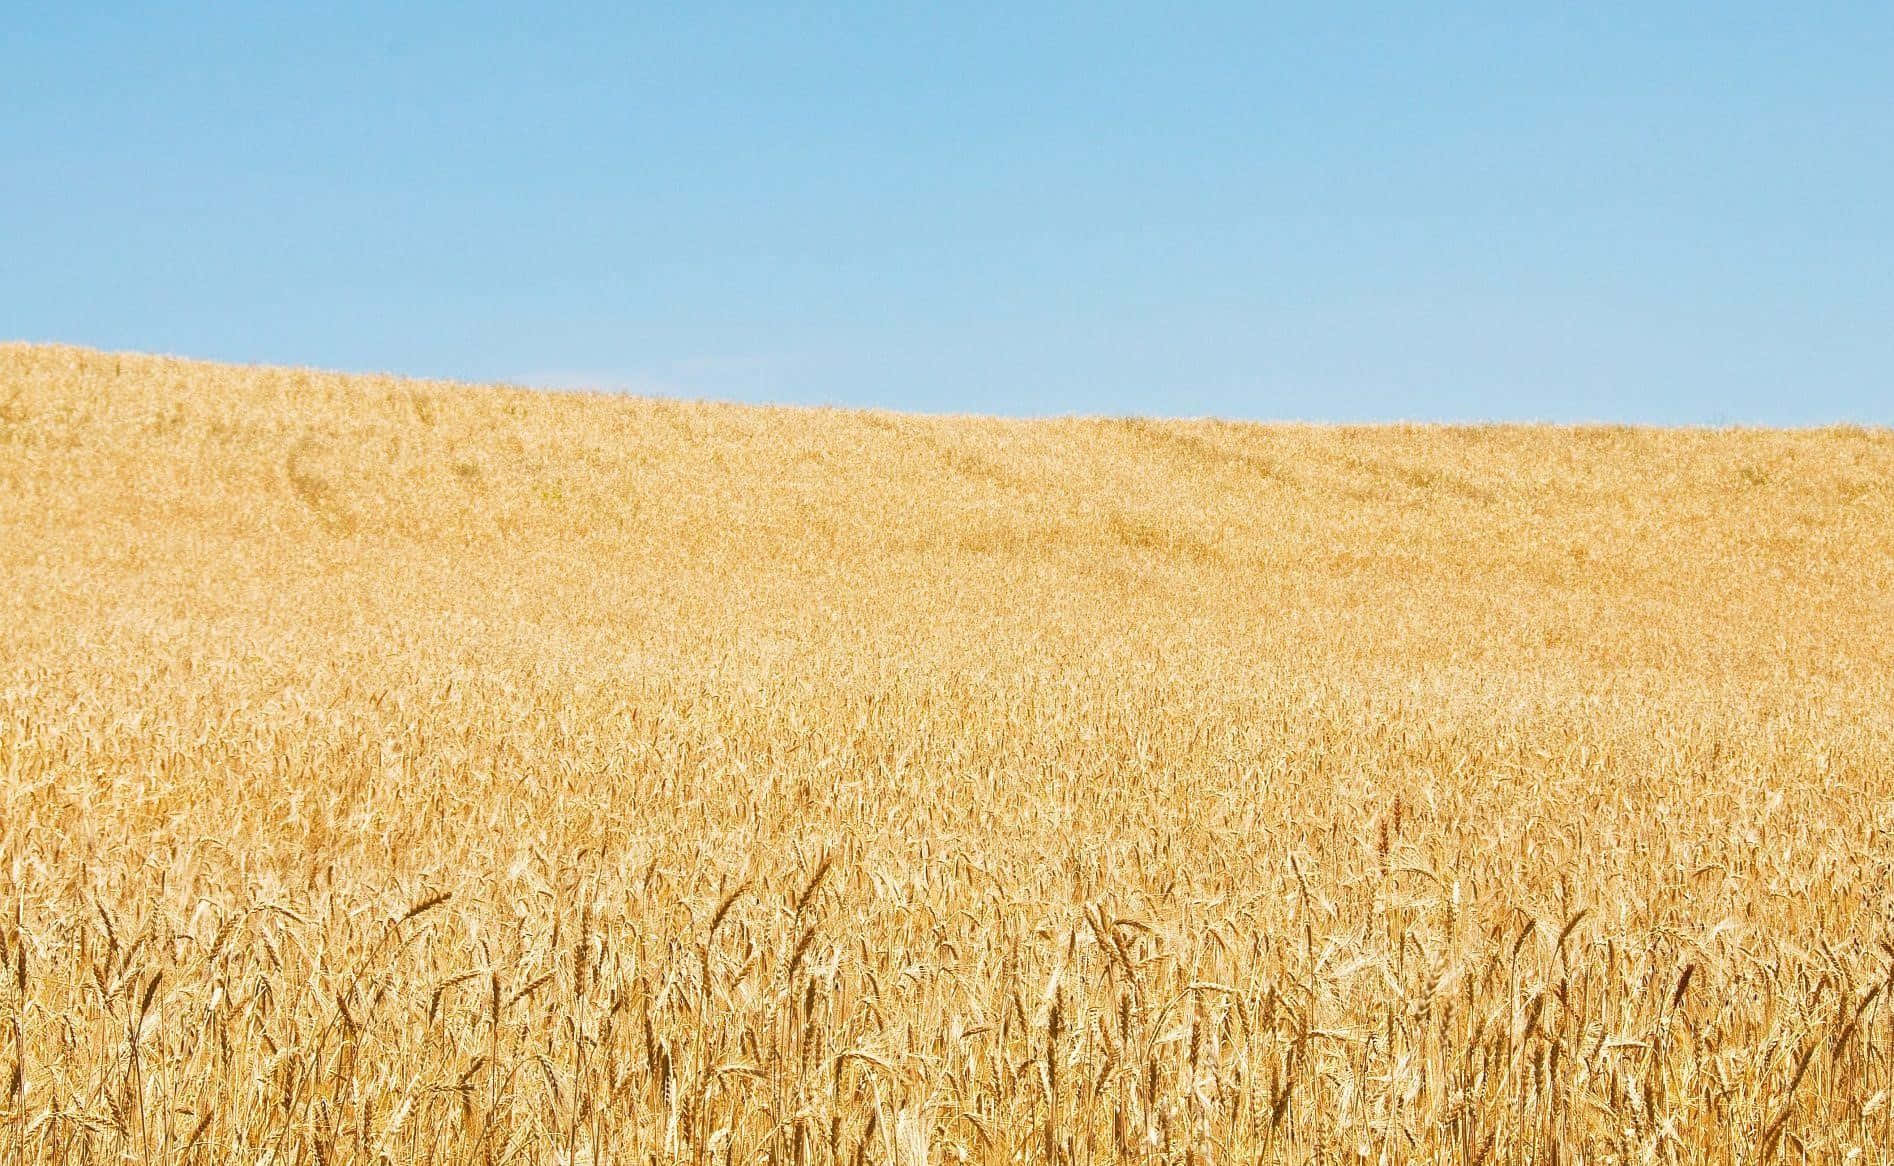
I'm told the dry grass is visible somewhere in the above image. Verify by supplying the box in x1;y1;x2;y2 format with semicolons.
2;342;1892;1164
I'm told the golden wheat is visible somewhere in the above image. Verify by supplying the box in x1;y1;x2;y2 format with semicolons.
2;342;1892;1163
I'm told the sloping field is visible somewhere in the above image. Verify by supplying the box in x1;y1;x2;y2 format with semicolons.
3;342;1893;1163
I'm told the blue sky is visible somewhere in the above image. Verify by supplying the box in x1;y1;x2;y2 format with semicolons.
5;4;1890;422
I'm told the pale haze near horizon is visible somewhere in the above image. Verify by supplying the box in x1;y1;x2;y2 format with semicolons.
4;3;1890;424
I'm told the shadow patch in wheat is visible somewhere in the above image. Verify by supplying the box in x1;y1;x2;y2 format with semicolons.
284;432;360;535
1102;416;1300;490
855;411;1038;497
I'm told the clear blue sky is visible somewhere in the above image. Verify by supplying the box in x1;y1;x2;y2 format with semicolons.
6;4;1890;422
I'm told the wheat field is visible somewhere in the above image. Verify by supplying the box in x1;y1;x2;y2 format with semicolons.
2;343;1892;1164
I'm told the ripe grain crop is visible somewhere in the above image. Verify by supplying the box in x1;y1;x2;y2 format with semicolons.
2;342;1893;1163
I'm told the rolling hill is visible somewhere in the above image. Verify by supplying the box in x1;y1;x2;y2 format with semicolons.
3;342;1892;1162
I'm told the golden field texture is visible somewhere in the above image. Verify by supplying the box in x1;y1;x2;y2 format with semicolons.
2;342;1893;1165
